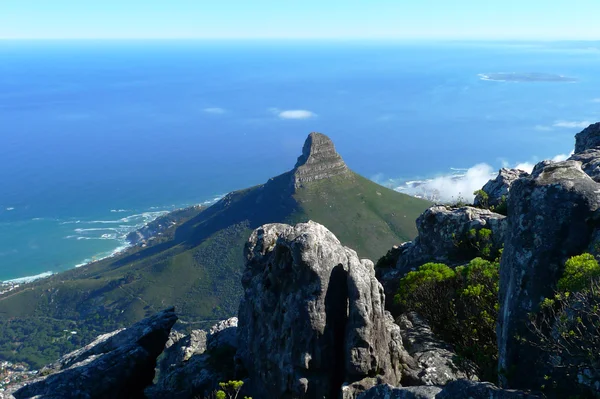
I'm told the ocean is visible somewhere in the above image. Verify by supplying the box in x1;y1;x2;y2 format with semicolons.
1;40;599;281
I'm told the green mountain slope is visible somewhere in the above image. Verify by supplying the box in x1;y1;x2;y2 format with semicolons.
0;133;431;367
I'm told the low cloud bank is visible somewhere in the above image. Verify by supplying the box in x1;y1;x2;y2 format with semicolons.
385;152;573;204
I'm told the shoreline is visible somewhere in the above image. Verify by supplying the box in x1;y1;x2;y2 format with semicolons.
0;197;224;288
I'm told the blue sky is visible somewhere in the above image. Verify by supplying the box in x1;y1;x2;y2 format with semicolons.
2;0;599;40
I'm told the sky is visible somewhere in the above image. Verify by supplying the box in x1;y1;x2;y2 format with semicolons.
1;0;600;40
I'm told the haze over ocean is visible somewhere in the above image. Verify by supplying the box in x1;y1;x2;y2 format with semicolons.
1;40;599;281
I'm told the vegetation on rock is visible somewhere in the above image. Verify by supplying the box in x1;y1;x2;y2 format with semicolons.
395;257;500;381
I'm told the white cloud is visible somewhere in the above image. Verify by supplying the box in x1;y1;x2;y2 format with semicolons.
592;98;600;103
389;151;574;204
276;109;317;120
203;107;226;114
553;120;591;129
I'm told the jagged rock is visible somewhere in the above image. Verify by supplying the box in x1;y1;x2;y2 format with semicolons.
376;206;505;311
293;132;350;188
237;221;405;399
158;329;207;373
10;308;177;399
148;317;239;399
569;149;600;182
498;160;600;389
574;122;600;154
435;379;542;398
356;384;442;399
474;168;528;208
396;206;505;274
398;313;478;386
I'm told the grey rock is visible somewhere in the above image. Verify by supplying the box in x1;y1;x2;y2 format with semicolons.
356;384;442;399
569;148;600;182
376;206;506;311
396;206;505;274
148;318;239;399
436;379;542;398
237;221;405;399
293;132;350;188
498;160;600;389
474;168;528;208
11;308;177;399
574;121;600;154
398;313;478;386
158;329;207;373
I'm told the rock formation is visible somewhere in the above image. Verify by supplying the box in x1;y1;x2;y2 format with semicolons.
574;122;600;154
10;308;177;399
148;317;239;399
474;168;529;208
293;132;350;188
498;160;600;389
376;205;505;311
237;221;405;398
398;313;478;386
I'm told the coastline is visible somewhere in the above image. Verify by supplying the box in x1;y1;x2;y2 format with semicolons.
0;196;224;288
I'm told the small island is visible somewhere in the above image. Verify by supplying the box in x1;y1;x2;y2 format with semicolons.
479;72;577;82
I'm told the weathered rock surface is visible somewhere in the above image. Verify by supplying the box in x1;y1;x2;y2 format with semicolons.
148;317;239;399
356;384;442;399
474;168;529;208
574;122;600;154
237;221;405;399
435;379;541;399
377;206;505;311
293;132;350;188
569;148;600;182
398;313;478;386
498;159;600;389
158;329;207;374
10;308;177;399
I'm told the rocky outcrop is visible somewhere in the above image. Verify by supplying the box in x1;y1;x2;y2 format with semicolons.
398;313;478;386
10;308;177;399
158;329;207;374
148;317;238;399
569;149;600;182
293;132;350;188
355;384;442;399
237;221;405;399
435;380;541;399
376;206;505;311
356;380;540;399
474;168;528;208
574;122;600;154
498;160;600;389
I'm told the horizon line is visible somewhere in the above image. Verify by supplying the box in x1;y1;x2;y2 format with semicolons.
1;37;599;42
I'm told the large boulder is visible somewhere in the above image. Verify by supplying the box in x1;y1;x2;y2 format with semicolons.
569;149;600;182
10;308;177;399
148;317;239;399
237;221;405;399
574;122;600;154
474;168;529;208
398;313;478;386
498;160;600;389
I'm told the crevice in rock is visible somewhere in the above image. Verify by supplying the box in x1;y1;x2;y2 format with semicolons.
324;264;349;398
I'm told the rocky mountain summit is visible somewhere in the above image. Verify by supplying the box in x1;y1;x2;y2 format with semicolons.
293;132;350;188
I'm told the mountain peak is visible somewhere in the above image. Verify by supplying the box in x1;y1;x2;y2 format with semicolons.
293;132;349;187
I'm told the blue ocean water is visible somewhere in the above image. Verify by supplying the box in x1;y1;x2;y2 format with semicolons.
1;40;599;281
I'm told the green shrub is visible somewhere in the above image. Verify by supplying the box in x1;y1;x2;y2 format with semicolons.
557;253;600;292
395;258;500;381
473;189;489;208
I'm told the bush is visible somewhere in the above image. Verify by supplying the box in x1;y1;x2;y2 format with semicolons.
395;258;499;381
557;253;600;292
527;253;600;395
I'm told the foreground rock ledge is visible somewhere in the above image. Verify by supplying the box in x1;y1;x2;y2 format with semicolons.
10;308;177;399
237;221;405;398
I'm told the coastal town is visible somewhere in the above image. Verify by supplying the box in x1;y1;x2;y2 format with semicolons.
0;361;36;393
